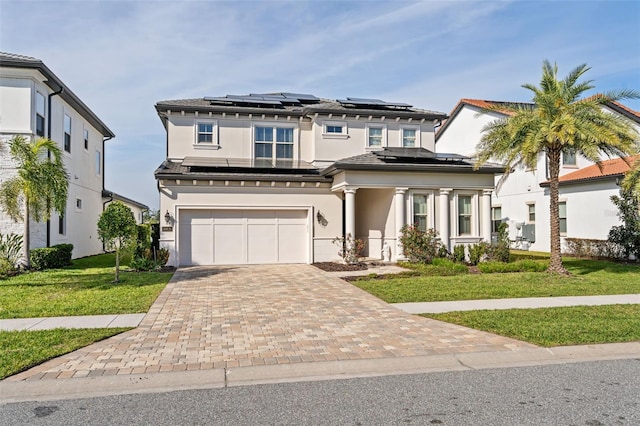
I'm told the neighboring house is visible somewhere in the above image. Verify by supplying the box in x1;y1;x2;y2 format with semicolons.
154;93;503;267
103;190;149;224
435;98;640;252
0;52;145;258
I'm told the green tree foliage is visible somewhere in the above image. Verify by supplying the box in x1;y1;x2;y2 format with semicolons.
97;202;137;282
475;61;640;274
399;225;442;263
0;136;69;266
608;188;640;260
621;157;640;200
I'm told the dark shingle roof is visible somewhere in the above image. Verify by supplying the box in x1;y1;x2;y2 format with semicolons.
321;148;504;175
0;51;115;137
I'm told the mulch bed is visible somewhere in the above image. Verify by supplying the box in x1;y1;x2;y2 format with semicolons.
312;262;368;272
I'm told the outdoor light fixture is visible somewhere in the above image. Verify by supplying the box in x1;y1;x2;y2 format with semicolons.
164;210;171;224
316;210;328;226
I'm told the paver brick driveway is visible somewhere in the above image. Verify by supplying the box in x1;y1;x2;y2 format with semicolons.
9;265;534;381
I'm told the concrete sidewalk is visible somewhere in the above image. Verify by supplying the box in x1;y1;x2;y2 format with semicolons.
0;314;145;331
392;294;640;314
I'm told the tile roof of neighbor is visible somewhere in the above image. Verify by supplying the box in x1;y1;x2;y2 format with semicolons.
155;94;448;120
436;97;640;142
0;51;115;137
540;156;639;186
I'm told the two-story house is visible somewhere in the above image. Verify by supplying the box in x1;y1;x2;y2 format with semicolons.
155;93;503;266
0;52;146;258
436;98;640;252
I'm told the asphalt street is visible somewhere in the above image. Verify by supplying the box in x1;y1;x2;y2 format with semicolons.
1;359;638;425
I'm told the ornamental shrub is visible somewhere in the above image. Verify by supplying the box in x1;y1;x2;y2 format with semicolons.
452;244;466;263
333;233;365;264
399;224;441;263
0;232;23;268
30;243;73;270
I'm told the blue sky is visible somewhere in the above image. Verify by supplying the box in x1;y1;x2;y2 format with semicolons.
1;0;639;210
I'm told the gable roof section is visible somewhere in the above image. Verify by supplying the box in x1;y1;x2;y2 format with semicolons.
436;97;640;143
540;156;639;187
0;52;115;138
102;190;149;210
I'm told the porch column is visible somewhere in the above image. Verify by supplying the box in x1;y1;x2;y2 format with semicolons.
344;187;357;239
394;188;408;260
482;189;493;242
439;189;452;251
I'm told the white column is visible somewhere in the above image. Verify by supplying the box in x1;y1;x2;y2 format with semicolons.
394;188;408;260
482;189;493;242
439;189;452;251
344;187;357;239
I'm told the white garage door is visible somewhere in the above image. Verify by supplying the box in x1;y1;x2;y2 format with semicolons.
178;209;308;266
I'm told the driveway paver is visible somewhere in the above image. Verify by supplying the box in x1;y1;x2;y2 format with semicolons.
7;265;534;381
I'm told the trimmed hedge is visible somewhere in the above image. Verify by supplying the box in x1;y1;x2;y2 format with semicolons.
30;244;74;270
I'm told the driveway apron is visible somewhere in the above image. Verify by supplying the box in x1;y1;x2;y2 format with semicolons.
7;265;534;381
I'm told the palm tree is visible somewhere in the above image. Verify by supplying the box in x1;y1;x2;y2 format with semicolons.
621;158;640;198
0;135;69;266
475;61;640;274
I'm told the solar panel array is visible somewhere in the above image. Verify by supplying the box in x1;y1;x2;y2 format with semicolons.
205;93;320;107
337;97;413;109
182;156;317;170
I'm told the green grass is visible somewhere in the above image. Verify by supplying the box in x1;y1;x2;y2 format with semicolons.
0;328;130;379
424;304;640;347
352;257;640;303
0;253;172;319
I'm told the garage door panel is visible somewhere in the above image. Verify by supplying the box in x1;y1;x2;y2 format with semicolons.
179;209;308;266
278;223;308;263
247;224;277;263
213;224;244;265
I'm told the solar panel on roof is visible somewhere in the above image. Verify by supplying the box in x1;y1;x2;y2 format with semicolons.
337;98;413;109
280;93;320;101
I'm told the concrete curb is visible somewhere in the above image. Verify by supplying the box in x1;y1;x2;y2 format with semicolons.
2;341;638;404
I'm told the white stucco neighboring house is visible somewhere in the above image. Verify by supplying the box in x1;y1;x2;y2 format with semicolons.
103;190;149;224
0;52;146;259
435;98;640;252
155;93;504;267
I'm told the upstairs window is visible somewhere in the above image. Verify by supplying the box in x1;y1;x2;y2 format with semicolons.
76;198;82;211
58;210;66;235
36;92;46;137
196;121;218;145
563;148;576;166
366;124;386;148
323;121;348;138
95;150;101;175
528;203;536;223
64;114;72;153
254;125;294;161
458;195;472;235
401;127;418;147
83;128;89;150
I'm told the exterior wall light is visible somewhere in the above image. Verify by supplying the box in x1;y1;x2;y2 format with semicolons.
164;210;172;224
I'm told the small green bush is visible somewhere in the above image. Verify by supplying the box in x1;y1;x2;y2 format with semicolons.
452;245;466;263
0;233;23;268
134;224;151;258
129;256;158;272
468;242;487;266
157;247;170;266
478;259;549;273
30;243;73;270
0;259;14;279
399;225;442;264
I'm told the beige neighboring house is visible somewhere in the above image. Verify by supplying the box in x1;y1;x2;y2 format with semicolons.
103;190;149;224
155;93;504;267
436;98;640;252
0;52;146;259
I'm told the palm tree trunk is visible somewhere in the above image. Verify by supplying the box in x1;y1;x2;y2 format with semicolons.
24;199;30;269
547;148;569;275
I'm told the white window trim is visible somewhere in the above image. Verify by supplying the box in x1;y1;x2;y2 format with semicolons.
75;198;83;212
454;191;478;237
83;127;89;152
559;200;567;235
63;112;72;155
95;150;101;176
251;122;298;161
194;119;220;149
35;91;46;137
408;190;435;231
562;148;578;167
526;202;536;224
400;124;420;148
365;123;387;149
322;121;348;139
491;205;502;233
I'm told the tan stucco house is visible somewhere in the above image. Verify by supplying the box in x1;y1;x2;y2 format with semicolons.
154;93;503;266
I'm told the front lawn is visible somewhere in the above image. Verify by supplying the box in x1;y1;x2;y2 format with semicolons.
0;253;172;319
0;328;130;379
352;257;640;303
424;304;640;347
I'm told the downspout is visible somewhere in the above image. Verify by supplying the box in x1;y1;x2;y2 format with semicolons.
46;87;64;247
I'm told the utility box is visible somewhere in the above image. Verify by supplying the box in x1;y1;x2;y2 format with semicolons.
522;224;536;243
